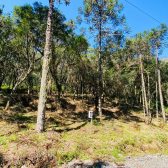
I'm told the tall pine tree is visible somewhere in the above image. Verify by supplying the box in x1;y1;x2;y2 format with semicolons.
37;0;70;133
149;23;168;124
78;0;127;116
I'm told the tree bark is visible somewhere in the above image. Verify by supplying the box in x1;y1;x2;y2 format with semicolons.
156;46;166;123
0;66;5;90
81;78;84;104
147;74;150;108
36;0;54;133
57;83;61;103
98;9;102;117
156;69;158;121
130;88;133;107
135;85;137;105
140;55;149;123
147;55;150;110
142;88;145;119
158;69;166;123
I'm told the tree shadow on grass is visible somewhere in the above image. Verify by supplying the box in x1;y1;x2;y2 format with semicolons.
0;92;146;133
3;114;36;124
102;109;122;120
49;121;87;132
102;104;144;123
67;161;115;168
49;100;145;132
74;111;90;121
60;98;76;112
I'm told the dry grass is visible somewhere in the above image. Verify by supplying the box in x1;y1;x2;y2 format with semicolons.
0;93;168;167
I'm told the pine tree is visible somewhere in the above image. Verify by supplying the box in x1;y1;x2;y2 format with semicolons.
37;0;70;133
149;23;168;124
78;0;127;116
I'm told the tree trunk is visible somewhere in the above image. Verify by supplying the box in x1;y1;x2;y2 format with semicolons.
27;75;33;104
81;78;84;104
130;88;133;107
167;89;168;106
73;90;76;101
140;91;141;105
147;55;150;110
140;55;149;123
142;86;145;119
147;73;151;121
36;0;54;133
156;69;158;121
5;84;18;111
147;74;150;109
158;69;166;123
77;85;79;100
98;10;102;117
5;65;32;111
57;83;61;103
53;76;62;102
0;70;5;90
0;79;3;90
135;85;137;105
156;46;166;123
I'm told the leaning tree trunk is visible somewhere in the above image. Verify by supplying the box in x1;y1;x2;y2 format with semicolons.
36;0;54;133
98;10;102;117
156;46;166;123
5;84;17;111
140;55;149;123
5;65;32;111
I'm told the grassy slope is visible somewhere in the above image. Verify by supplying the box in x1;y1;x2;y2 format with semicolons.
0;93;168;167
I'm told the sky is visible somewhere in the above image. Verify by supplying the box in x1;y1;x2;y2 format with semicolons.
1;0;168;59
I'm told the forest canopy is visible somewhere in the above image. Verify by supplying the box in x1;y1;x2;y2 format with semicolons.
0;0;168;129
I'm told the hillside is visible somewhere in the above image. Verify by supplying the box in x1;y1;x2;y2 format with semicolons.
0;92;168;167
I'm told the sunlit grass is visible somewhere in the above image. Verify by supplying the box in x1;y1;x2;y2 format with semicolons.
0;105;168;166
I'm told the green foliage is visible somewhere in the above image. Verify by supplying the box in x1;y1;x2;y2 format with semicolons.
156;133;168;143
78;0;127;43
1;0;167;118
149;23;168;50
93;119;99;126
57;147;81;163
0;137;7;145
165;107;168;113
9;135;18;142
111;147;121;159
1;85;9;90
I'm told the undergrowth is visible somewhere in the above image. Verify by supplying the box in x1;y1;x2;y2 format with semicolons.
0;102;168;167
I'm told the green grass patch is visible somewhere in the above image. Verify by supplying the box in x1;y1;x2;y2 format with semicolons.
0;137;8;145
